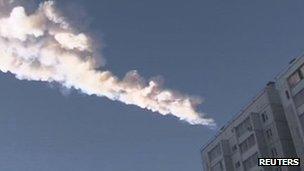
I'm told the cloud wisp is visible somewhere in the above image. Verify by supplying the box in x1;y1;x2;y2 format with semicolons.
0;1;216;126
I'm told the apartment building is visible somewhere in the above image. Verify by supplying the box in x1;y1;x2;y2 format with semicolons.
201;83;298;171
276;57;304;170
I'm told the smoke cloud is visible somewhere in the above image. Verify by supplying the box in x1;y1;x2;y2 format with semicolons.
0;1;215;126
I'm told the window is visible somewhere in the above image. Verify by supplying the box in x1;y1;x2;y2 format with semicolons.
288;70;302;88
300;114;304;129
232;145;237;152
270;147;278;157
235;161;241;168
261;112;268;123
285;90;290;99
211;161;223;171
300;64;304;76
235;117;252;137
293;88;304;108
239;134;256;153
265;128;273;139
208;144;222;161
243;153;258;171
288;64;304;88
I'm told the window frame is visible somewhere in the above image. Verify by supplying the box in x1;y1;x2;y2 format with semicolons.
208;143;222;161
235;117;252;137
261;112;268;123
243;152;258;171
235;161;241;169
287;64;304;88
239;134;256;153
265;128;273;139
270;147;278;157
288;70;302;88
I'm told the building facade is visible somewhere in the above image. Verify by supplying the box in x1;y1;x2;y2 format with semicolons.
276;57;304;170
201;83;298;171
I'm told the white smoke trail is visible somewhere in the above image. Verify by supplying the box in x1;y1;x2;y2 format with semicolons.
0;1;216;126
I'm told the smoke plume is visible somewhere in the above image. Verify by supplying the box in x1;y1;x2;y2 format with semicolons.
0;1;215;126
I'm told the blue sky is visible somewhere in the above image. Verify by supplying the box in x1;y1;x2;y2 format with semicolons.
1;0;304;170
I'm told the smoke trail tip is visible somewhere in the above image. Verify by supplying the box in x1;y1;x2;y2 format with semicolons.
0;0;217;127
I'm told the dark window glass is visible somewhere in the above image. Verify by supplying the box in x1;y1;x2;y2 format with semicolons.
265;128;273;139
235;161;240;168
285;90;290;99
232;145;237;152
262;114;266;122
261;112;268;123
300;64;304;76
300;114;304;132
